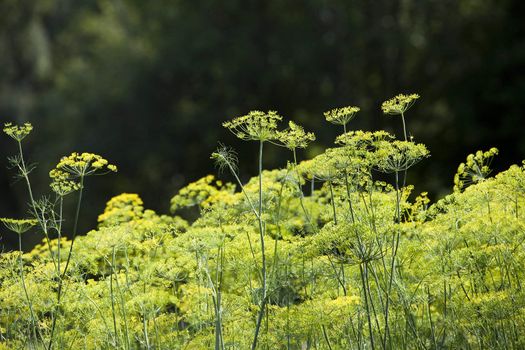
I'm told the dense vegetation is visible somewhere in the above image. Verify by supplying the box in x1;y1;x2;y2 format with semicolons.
2;96;525;349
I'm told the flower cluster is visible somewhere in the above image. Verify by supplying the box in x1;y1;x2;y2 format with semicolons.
98;193;145;227
374;140;430;173
276;121;315;150
324;106;360;126
52;152;117;178
335;130;393;149
381;93;420;115
49;169;81;196
223;110;282;141
453;148;499;192
170;175;236;212
3;122;33;142
0;218;38;234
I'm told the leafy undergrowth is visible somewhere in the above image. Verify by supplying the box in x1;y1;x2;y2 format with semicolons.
2;97;525;349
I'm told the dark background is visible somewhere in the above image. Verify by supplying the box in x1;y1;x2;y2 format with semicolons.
1;0;524;250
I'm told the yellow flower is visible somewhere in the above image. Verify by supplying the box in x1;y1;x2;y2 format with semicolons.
3;122;33;142
275;121;315;150
381;93;420;115
0;218;38;234
324;106;360;126
52;152;117;177
223;110;282;141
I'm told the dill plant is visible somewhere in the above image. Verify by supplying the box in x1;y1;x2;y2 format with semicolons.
2;122;116;349
2;97;525;350
220;110;283;350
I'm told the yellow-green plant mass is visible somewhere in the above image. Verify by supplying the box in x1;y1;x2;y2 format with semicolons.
2;97;525;349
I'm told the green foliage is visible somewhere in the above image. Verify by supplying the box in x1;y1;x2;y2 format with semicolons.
2;99;525;349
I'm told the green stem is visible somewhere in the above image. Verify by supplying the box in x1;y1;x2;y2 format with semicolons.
109;266;119;347
252;140;267;350
113;247;131;350
292;149;313;228
400;112;408;188
19;234;39;344
61;175;84;279
359;263;375;350
328;181;338;225
48;197;64;350
383;171;402;349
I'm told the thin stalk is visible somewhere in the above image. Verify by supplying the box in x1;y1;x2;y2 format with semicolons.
359;263;375;350
292;149;312;227
343;171;356;223
400;111;408;188
322;325;333;350
383;171;402;349
328;181;338;225
47;197;64;350
109;269;119;347
61;175;84;279
142;305;150;349
327;255;347;296
252;140;267;350
427;286;437;350
48;176;85;349
18;234;39;344
17;141;36;208
224;161;259;273
364;263;384;349
113;247;131;350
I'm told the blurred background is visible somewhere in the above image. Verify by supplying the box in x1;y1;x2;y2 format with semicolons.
1;0;524;250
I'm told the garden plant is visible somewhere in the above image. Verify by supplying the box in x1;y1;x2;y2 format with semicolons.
1;94;525;349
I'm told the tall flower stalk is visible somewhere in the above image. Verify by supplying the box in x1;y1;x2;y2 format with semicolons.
275;121;316;228
48;152;117;348
221;110;281;349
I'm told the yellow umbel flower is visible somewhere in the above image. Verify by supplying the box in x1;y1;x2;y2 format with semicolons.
49;169;81;196
381;93;420;115
51;152;117;178
98;193;145;227
454;148;498;192
324;106;360;127
223;110;282;141
170;175;236;212
374;140;430;173
276;121;315;150
0;218;38;234
3;122;33;142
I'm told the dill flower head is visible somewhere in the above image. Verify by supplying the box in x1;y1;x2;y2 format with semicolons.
374;140;430;173
275;121;315;150
98;193;145;227
324;106;360;126
52;152;117;178
297;150;342;181
335;130;394;149
0;218;38;234
3;122;33;142
49;169;81;196
381;93;420;115
223;110;282;141
453;148;498;192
